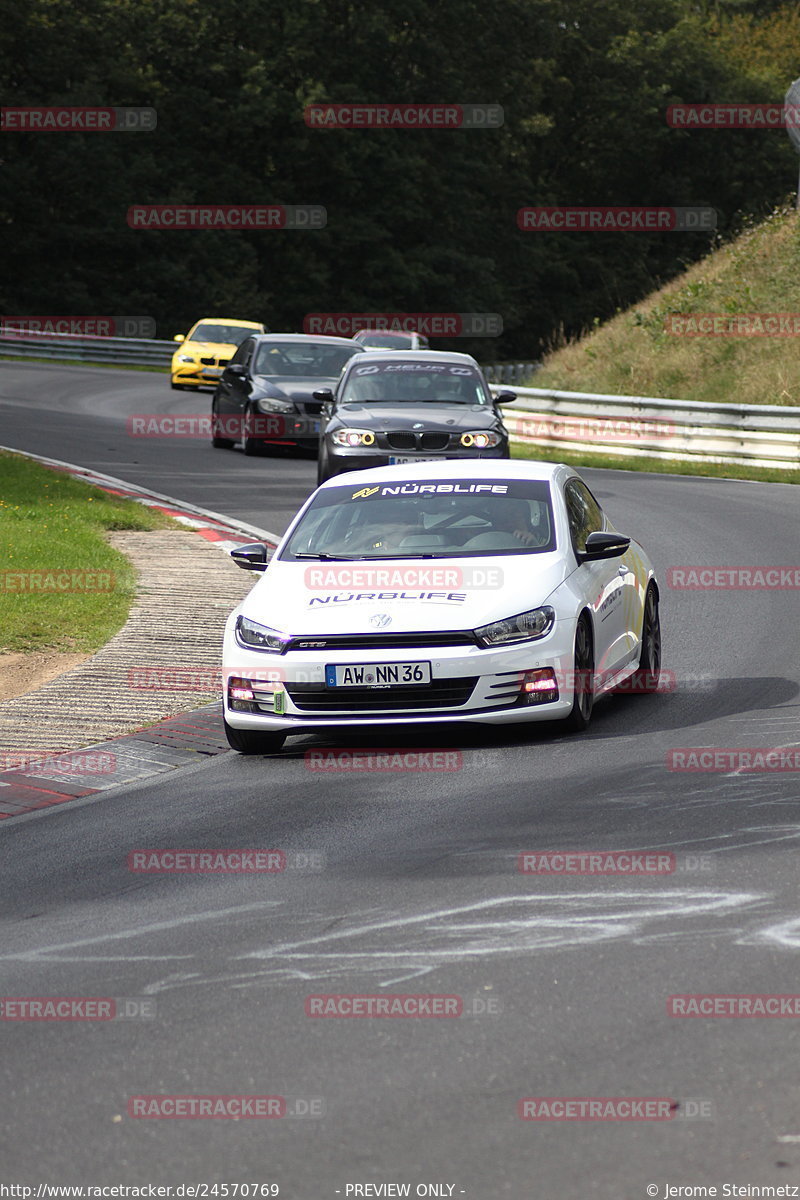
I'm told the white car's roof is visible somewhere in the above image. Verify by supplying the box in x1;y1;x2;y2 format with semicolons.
346;349;479;366
318;459;571;489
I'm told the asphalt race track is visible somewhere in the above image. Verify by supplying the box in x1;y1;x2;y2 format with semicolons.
2;361;800;1196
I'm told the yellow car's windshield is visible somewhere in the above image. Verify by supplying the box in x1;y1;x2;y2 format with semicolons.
190;323;257;344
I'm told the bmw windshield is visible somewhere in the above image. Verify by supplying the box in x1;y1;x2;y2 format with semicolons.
190;324;255;344
254;341;361;377
281;478;556;560
341;361;492;406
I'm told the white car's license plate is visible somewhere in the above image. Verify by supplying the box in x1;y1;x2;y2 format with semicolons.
388;455;447;465
326;662;431;688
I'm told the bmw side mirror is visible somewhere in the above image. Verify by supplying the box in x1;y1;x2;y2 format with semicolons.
230;543;271;572
173;334;185;343
578;531;631;562
495;389;517;404
313;388;334;402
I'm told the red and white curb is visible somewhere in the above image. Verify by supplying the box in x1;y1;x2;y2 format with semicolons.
0;446;280;551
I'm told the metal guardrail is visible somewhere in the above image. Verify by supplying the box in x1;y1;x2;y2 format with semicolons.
0;331;174;366
0;330;542;378
0;330;796;469
483;362;540;384
493;385;800;470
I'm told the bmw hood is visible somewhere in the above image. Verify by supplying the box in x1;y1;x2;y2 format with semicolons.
236;553;570;636
253;376;339;404
335;404;500;432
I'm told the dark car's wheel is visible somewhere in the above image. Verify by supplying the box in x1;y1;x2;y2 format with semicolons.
635;585;661;692
242;407;264;457
224;718;286;755
564;614;594;732
211;401;235;449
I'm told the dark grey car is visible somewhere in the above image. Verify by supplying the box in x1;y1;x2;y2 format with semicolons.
210;334;364;456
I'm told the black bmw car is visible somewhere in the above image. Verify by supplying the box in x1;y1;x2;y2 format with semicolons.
210;334;364;456
313;351;517;484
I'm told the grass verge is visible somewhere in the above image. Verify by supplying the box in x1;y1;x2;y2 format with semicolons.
0;450;174;653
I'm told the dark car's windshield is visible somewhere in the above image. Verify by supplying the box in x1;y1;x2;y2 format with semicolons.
341;361;491;406
282;478;556;559
254;341;361;378
190;323;258;345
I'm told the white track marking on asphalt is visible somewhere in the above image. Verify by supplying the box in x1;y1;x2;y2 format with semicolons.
738;915;800;948
0;901;280;961
236;891;759;963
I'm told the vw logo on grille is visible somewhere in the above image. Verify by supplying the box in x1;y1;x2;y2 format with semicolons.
369;613;392;629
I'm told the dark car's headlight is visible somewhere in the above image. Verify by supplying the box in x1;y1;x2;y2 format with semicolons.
460;431;502;449
474;606;555;647
331;428;376;447
235;615;288;653
256;397;295;414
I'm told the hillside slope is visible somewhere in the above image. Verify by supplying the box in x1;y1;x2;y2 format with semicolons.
534;207;800;407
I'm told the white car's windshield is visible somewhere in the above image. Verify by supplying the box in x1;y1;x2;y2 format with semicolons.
282;479;556;560
341;361;490;406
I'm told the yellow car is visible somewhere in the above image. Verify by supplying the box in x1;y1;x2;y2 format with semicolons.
170;318;267;389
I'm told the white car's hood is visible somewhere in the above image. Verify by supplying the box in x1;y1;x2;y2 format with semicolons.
238;554;571;635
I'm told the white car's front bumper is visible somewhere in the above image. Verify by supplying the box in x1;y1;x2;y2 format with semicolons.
222;618;578;731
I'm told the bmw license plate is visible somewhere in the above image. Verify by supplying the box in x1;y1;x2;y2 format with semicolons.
388;455;447;465
201;367;222;378
326;662;431;688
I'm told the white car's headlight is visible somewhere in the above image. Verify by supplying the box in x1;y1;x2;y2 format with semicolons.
460;431;501;449
474;606;555;647
235;615;288;653
256;397;295;414
332;428;376;447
